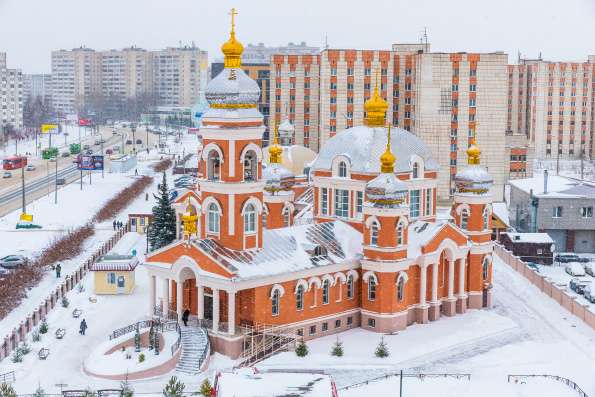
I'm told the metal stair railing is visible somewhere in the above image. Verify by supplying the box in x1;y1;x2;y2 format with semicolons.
508;374;589;397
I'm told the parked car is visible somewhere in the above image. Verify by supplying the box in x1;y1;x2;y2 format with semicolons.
0;255;27;269
135;139;142;145
3;171;12;178
105;148;113;155
49;157;57;162
83;144;91;150
585;263;595;277
56;178;66;185
85;149;93;155
126;139;133;145
0;267;9;278
25;164;36;171
526;262;540;272
576;280;592;295
556;254;580;263
578;257;591;263
565;262;586;277
584;286;595;303
61;151;70;157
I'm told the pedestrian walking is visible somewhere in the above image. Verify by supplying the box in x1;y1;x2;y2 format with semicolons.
182;308;190;327
134;168;138;176
113;220;117;230
79;319;88;335
55;263;61;278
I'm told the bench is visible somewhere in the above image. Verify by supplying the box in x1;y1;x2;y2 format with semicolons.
55;328;66;339
72;309;82;318
38;348;50;360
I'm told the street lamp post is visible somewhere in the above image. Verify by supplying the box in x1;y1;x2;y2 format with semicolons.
132;125;137;154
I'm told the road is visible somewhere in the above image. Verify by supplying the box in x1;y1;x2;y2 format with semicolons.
0;125;160;217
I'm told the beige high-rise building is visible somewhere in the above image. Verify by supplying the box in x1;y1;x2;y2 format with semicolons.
508;57;595;161
0;52;24;131
51;46;208;116
152;46;207;107
271;45;510;200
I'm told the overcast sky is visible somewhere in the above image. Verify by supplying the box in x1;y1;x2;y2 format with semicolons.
1;0;594;73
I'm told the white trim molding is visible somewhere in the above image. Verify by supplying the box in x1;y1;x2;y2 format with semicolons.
270;283;285;299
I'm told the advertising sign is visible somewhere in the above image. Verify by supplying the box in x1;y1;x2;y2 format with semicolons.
41;124;59;134
78;155;104;170
78;118;92;126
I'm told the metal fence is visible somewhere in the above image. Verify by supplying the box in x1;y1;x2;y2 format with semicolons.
108;319;159;340
339;371;472;391
508;374;589;397
170;322;181;356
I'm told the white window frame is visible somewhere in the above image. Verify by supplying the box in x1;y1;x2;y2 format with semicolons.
243;203;256;234
410;190;420;218
271;289;280;316
207;203;220;234
334;189;349;218
321;188;328;215
322;279;330;305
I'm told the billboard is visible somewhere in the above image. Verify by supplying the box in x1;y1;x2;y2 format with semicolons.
78;155;104;170
41;124;59;134
78;118;92;126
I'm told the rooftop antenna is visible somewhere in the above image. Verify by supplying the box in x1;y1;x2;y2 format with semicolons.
517;51;521;64
423;27;429;52
324;35;329;50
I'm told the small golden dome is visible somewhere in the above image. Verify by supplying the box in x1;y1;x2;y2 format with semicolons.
380;124;396;173
467;138;481;165
269;123;283;164
222;8;243;68
364;73;388;127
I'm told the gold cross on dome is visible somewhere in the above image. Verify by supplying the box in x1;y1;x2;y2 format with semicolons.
229;8;238;33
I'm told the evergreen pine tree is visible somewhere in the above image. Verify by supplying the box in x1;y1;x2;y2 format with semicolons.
134;327;141;352
148;325;155;350
61;296;69;308
149;172;177;251
154;331;160;355
120;377;134;397
162;376;185;397
198;379;212;397
0;382;17;397
330;337;343;357
39;319;48;334
295;339;308;357
374;337;389;358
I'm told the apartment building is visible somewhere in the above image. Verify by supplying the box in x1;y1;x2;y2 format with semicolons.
270;54;320;151
271;45;510;200
23;73;52;103
508;57;595;161
0;52;24;130
240;42;319;65
51;46;208;116
51;47;101;115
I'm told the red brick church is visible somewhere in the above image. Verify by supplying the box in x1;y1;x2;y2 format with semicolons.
144;10;495;358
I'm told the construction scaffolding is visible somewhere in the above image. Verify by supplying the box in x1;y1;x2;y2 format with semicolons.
237;323;299;367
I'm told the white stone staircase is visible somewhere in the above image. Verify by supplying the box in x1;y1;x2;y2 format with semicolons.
175;326;209;375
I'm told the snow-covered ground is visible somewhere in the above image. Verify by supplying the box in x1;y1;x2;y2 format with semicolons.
534;158;595;183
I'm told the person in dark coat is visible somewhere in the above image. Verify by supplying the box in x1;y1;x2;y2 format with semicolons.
55;263;61;278
113;220;117;230
182;308;190;327
79;319;88;335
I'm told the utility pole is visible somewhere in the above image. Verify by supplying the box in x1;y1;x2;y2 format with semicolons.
54;156;58;204
399;369;403;397
101;137;104;178
80;167;83;191
21;164;26;214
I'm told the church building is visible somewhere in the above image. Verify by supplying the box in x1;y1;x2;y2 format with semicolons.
144;10;495;358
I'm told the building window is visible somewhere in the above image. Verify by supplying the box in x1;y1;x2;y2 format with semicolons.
271;289;280;316
283;207;291;227
322;322;328;332
425;189;432;215
412;162;419;178
368;277;376;301
321;188;328;215
461;209;469;230
397;276;405;301
347;68;354;76
297;328;304;337
207;203;220;234
370;222;379;246
330;67;337;76
367;318;376;328
482;257;490;280
338;161;347;177
581;207;593;218
244;203;256;233
335;319;341;328
483;207;490;229
309;325;316;335
410;190;420;218
356;191;363;217
553;206;563;218
347;275;354;299
107;272;116;284
470;84;476;92
322;279;330;304
207;150;221;181
296;285;304;310
396;221;404;245
334;189;349;218
347;316;353;325
469;98;476;107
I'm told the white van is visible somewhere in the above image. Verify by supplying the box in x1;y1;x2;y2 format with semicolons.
565;262;586;277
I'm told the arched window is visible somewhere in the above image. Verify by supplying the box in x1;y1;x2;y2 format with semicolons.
207;203;220;234
396;221;404;245
313;245;328;257
244;203;256;233
338;161;347;177
207;150;221;181
483;207;490;230
461;209;469;230
296;285;304;310
368;277;376;301
347;275;354;299
243;150;257;181
283;206;291;227
397;276;405;301
322;279;330;304
370;222;379;246
271;289;280;316
412;162;419;179
483;257;490;280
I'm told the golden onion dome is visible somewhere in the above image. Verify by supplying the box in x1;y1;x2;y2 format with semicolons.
221;8;243;68
269;123;283;164
364;73;389;127
466;138;481;165
379;124;396;173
